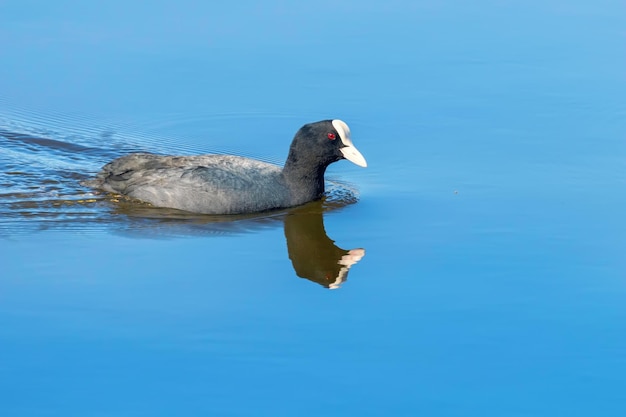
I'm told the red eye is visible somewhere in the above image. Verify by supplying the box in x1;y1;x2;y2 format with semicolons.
327;133;336;140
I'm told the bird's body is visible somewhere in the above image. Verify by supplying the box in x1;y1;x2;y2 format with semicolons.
87;119;366;215
94;153;294;214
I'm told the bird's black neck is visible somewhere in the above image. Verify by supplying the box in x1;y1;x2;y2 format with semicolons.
282;158;327;204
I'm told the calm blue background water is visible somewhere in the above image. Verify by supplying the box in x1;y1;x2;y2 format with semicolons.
1;1;625;416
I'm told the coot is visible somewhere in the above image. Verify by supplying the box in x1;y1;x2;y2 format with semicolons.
87;119;367;214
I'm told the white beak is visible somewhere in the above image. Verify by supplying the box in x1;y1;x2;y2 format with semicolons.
333;119;367;168
340;145;368;168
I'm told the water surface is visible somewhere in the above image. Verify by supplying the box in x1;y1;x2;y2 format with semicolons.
1;1;625;416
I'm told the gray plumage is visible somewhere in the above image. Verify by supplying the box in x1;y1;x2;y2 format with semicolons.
87;119;367;215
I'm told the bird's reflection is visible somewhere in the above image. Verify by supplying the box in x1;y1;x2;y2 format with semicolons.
109;198;366;289
284;205;365;289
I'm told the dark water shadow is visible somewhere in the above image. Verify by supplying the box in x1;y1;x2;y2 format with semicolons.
284;203;365;289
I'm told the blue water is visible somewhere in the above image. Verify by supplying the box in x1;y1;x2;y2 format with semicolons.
1;1;625;416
